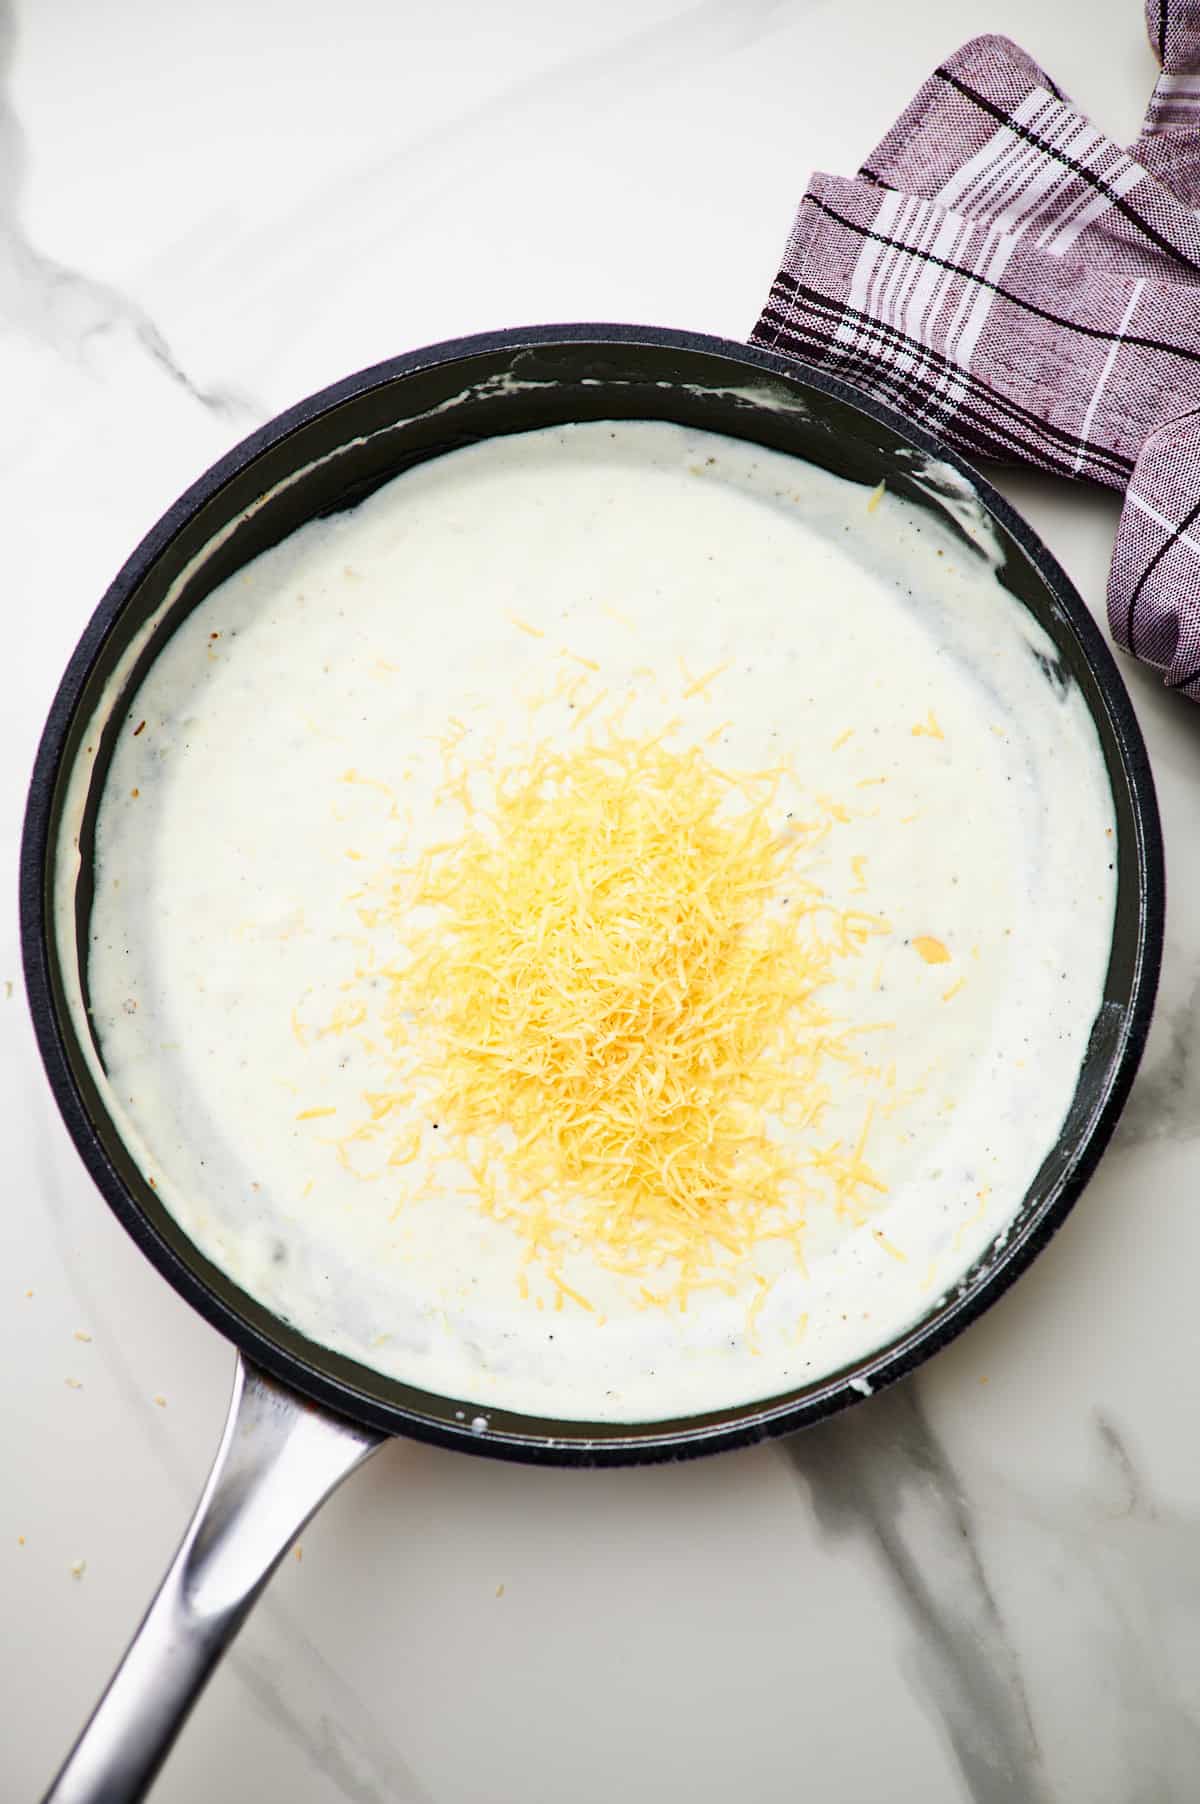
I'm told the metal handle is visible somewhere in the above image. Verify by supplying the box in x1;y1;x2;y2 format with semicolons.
43;1356;385;1803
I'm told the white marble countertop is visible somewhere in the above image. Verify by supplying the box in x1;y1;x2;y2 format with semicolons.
5;2;1200;1799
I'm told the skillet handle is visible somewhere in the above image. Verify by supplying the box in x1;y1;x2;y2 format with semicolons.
42;1355;385;1804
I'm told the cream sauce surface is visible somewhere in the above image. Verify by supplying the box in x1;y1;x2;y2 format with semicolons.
56;422;1117;1421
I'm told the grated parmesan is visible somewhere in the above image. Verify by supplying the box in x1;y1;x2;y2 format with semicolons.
913;935;951;965
352;725;893;1304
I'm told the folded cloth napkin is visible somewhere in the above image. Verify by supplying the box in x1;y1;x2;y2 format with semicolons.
751;0;1200;701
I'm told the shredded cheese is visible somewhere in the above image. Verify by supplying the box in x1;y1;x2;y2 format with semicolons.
679;657;733;701
355;724;892;1302
871;1226;908;1263
911;710;944;740
913;935;951;965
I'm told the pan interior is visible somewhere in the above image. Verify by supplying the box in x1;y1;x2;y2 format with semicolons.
34;333;1156;1459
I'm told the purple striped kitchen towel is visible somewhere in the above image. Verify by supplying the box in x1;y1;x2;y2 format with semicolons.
752;0;1200;701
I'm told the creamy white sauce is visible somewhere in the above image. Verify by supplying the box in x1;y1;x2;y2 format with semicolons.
55;422;1117;1422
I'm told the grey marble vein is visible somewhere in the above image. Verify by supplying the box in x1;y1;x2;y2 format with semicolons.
779;1381;1050;1804
1075;1415;1200;1803
1094;1412;1152;1520
0;1;256;422
238;0;802;290
232;1636;435;1804
26;1070;432;1804
1089;1414;1200;1796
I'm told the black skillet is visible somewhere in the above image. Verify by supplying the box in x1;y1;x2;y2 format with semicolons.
20;326;1164;1802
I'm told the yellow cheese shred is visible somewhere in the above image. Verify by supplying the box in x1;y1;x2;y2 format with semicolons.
361;724;891;1301
913;935;951;965
911;709;944;740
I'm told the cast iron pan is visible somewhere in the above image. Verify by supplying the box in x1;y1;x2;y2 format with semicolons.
20;326;1163;1802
